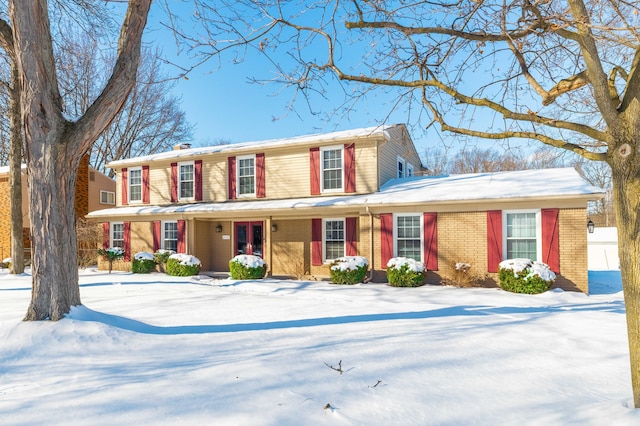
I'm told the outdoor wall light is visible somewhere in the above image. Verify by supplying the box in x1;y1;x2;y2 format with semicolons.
216;224;222;233
271;224;278;232
587;220;595;234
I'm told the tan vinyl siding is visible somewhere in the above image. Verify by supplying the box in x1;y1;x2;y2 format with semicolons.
265;150;312;198
208;221;233;271
271;219;312;278
378;126;423;186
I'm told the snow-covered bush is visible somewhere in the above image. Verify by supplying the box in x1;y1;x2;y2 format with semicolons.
153;249;175;272
166;254;201;277
386;257;427;287
132;252;156;274
1;257;11;269
98;247;125;274
330;256;368;284
229;255;267;280
498;258;556;294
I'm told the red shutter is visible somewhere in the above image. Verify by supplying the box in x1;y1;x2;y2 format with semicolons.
423;213;438;271
346;217;357;256
344;143;356;193
123;222;131;261
542;208;560;273
102;222;110;250
487;210;503;273
256;153;266;198
310;147;320;195
195;160;203;201
228;156;236;199
170;163;178;202
153;221;161;252
380;213;393;269
177;220;186;253
311;218;322;266
121;168;128;205
142;165;150;204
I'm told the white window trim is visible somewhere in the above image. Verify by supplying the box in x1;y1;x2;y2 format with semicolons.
397;156;406;178
100;190;115;205
502;209;542;261
320;145;344;193
110;222;124;248
236;154;257;198
322;217;346;263
393;213;423;262
407;163;414;177
161;220;179;251
178;161;195;201
128;166;143;204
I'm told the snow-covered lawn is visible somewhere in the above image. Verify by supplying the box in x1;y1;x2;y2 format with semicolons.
0;269;638;425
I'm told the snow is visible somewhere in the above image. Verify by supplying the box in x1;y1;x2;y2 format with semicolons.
87;167;605;220
169;253;201;266
330;256;368;271
231;254;266;268
108;125;394;167
499;258;557;282
134;252;155;261
0;268;637;425
387;256;426;272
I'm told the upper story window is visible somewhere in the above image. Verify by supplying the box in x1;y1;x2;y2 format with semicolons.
321;145;343;192
100;190;115;205
128;166;142;203
324;218;345;262
237;155;256;197
395;214;422;261
407;164;414;177
111;222;124;249
397;156;405;178
163;221;178;252
179;162;194;200
504;210;541;261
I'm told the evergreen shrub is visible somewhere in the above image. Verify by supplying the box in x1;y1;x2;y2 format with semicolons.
229;255;267;280
498;258;555;294
166;254;201;276
132;252;156;274
386;257;427;287
330;256;368;284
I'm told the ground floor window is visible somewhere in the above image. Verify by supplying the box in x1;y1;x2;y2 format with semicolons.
395;214;421;261
324;218;345;261
505;211;539;261
111;222;124;249
163;221;178;252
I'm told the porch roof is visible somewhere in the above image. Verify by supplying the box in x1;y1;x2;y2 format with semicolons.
87;167;605;219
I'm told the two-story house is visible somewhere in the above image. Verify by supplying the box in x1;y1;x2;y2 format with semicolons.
87;124;604;292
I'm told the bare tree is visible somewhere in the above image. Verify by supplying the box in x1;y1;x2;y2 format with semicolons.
176;0;640;406
0;0;151;321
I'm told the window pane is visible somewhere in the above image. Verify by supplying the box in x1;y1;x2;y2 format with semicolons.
396;215;421;261
129;169;142;201
325;220;344;260
238;158;255;195
112;223;124;248
164;222;178;252
179;164;194;199
322;149;342;190
506;213;537;260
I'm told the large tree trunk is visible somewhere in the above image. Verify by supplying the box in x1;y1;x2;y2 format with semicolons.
9;58;24;275
612;165;640;406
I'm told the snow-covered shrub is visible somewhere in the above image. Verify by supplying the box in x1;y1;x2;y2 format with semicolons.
440;261;484;288
498;258;556;294
386;257;427;287
153;249;175;272
98;247;125;274
229;255;267;280
1;257;11;269
330;256;368;285
132;252;156;274
166;254;201;277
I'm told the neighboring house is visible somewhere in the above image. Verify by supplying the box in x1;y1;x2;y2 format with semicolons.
87;124;605;292
0;156;115;261
587;227;619;270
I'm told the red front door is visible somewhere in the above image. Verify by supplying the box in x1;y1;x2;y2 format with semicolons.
235;222;263;257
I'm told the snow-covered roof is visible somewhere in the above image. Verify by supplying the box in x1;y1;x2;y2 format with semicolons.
107;125;397;168
87;167;605;219
0;164;27;175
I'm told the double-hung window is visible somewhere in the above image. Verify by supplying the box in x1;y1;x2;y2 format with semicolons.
395;214;422;261
111;222;124;249
100;190;115;205
407;164;414;177
237;155;256;197
321;146;343;192
324;218;345;261
504;211;540;261
163;221;178;252
179;162;194;200
128;167;142;203
397;157;406;178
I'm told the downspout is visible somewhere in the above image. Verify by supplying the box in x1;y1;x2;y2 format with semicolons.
366;202;374;282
